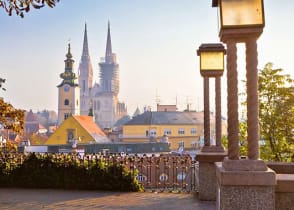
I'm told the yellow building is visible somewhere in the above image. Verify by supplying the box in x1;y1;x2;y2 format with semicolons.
121;111;227;151
46;115;110;145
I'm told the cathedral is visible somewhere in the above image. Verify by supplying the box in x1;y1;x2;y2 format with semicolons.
57;22;128;129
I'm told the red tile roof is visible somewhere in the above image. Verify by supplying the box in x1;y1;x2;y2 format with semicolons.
72;116;109;143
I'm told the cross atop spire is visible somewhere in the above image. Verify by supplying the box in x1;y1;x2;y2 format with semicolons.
82;23;89;57
105;20;113;63
66;42;72;59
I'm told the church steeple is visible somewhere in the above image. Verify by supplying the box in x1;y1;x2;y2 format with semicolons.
66;43;73;60
78;23;94;116
58;43;78;87
105;21;113;63
82;23;89;57
78;23;93;92
99;21;119;95
57;42;80;125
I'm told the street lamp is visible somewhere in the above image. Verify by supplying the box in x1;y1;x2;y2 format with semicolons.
213;0;265;42
212;0;265;160
211;2;275;209
197;43;226;152
198;43;225;76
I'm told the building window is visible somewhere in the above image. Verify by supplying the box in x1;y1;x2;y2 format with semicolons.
190;128;197;135
178;128;185;135
64;99;69;106
136;174;147;182
64;113;71;120
164;128;172;136
191;141;197;149
67;129;74;141
159;173;168;182
177;172;186;181
150;129;157;137
178;141;184;148
97;100;100;111
82;80;86;92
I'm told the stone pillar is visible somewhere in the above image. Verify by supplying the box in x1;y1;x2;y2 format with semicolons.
203;76;210;148
216;38;276;210
246;38;259;160
215;76;223;150
216;160;276;210
226;40;239;160
196;152;227;201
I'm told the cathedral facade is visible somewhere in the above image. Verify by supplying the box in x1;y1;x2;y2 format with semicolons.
78;22;127;129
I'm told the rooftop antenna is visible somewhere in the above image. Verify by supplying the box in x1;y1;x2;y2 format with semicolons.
175;95;178;110
155;89;160;105
186;96;192;111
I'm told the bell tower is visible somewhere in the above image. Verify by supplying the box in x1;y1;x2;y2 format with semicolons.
57;43;80;125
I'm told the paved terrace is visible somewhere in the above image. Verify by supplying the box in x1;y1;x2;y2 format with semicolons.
0;188;214;210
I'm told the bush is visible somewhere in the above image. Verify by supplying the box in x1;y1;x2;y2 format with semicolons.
0;152;143;192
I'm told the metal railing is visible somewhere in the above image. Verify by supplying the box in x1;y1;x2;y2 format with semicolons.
123;154;199;192
0;152;199;192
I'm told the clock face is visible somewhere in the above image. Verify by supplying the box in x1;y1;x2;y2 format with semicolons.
64;85;70;92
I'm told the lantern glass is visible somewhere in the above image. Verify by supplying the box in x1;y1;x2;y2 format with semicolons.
200;51;224;71
220;0;264;28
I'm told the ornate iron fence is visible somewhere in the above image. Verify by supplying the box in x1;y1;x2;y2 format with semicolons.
123;154;199;192
0;152;199;192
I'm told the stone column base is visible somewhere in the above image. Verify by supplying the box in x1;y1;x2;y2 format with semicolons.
196;151;227;201
215;160;276;210
201;145;225;153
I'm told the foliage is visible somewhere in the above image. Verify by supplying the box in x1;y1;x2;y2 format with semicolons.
5;141;17;152
0;98;25;134
238;119;248;157
258;63;294;161
0;152;143;191
0;0;59;18
0;78;6;91
233;63;294;161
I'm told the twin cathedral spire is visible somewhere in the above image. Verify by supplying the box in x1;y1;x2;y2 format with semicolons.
58;22;127;128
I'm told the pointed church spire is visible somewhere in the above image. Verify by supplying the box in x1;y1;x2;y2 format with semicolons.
82;23;89;57
66;42;72;59
105;21;113;63
58;42;78;87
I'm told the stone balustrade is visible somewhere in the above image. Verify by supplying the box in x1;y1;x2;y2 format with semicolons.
267;162;294;210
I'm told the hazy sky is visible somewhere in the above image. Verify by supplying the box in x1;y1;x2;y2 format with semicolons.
1;0;294;116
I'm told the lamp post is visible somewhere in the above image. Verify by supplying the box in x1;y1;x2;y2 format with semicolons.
211;1;276;209
197;43;226;152
212;0;265;160
195;43;227;201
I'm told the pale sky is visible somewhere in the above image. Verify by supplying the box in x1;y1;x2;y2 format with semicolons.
0;0;293;116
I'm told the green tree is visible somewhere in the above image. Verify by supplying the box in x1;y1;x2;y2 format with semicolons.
258;63;294;161
0;98;25;134
0;0;59;18
0;78;6;91
221;114;248;157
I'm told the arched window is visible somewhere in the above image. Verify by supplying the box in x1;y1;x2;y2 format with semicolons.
159;173;168;182
136;174;147;182
94;101;97;110
64;99;69;106
97;100;101;110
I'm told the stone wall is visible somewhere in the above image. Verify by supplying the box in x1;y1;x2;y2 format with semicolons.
267;162;294;210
